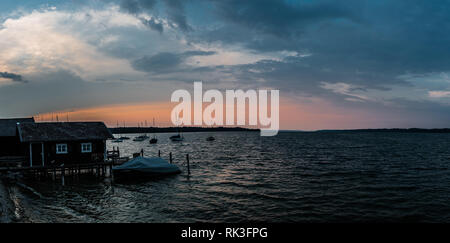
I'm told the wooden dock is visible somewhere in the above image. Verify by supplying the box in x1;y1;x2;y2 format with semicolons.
0;149;191;184
0;161;122;181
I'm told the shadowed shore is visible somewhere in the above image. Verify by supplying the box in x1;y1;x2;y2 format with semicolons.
315;128;450;133
109;126;260;134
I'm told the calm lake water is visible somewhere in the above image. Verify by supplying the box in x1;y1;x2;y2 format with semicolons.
1;131;450;222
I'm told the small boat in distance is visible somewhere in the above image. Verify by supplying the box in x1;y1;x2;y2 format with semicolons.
170;115;184;142
133;135;147;142
206;136;215;141
119;136;130;140
170;134;184;142
149;118;158;144
112;156;181;180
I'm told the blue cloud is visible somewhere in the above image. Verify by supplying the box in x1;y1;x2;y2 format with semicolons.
131;50;216;73
0;71;27;83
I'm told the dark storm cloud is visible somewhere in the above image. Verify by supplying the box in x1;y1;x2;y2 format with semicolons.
164;0;191;32
182;0;450;97
48;1;450;111
118;0;164;33
120;0;141;14
119;0;157;14
140;16;163;33
131;50;216;73
117;0;191;32
209;0;357;38
0;71;27;83
180;50;215;57
110;0;450;103
132;52;182;72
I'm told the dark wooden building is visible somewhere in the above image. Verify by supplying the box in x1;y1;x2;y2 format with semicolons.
0;118;35;157
17;122;114;167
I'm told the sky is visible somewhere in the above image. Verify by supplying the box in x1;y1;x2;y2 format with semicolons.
1;0;450;130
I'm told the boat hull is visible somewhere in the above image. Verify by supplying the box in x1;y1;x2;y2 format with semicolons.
112;170;181;182
112;157;181;181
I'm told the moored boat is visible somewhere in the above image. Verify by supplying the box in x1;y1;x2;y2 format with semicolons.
133;135;148;141
149;118;158;144
170;134;184;142
112;156;181;180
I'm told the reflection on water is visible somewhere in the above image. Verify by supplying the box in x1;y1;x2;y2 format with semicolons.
2;131;450;222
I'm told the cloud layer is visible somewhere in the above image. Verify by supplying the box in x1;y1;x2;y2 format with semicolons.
1;0;450;128
0;71;26;82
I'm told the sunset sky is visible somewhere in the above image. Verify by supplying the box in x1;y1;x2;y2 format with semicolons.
1;0;450;130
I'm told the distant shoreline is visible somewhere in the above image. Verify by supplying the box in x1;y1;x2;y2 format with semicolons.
108;126;260;134
280;128;450;133
108;127;450;134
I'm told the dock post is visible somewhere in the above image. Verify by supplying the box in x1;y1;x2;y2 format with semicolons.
170;152;172;164
110;162;114;181
61;166;65;186
186;154;190;175
29;143;32;167
158;150;161;157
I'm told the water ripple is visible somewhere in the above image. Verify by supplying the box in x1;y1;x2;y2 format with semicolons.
2;131;450;222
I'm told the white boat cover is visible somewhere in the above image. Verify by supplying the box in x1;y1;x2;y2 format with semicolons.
113;156;181;174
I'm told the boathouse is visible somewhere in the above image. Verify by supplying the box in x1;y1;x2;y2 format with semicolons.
0;117;35;157
17;122;114;167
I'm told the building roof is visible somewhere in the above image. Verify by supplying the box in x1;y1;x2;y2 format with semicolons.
0;117;35;137
18;122;114;142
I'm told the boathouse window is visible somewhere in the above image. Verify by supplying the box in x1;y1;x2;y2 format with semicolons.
81;143;92;153
56;144;68;154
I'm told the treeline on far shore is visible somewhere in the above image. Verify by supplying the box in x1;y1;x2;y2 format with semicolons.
317;128;450;133
109;126;260;134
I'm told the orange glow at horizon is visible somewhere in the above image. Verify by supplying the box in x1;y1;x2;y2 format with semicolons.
35;102;176;128
34;97;384;131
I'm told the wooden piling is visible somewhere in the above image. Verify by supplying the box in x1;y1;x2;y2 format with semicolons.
61;166;65;186
186;154;190;175
110;163;113;179
170;152;172;163
158;150;161;157
110;163;114;181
